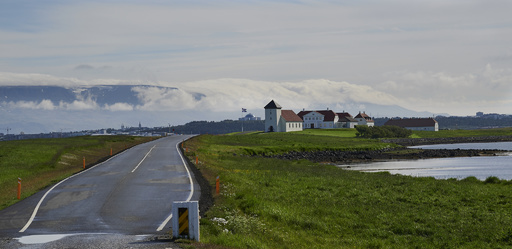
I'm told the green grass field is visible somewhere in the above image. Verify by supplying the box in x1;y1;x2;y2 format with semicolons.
0;135;153;210
184;129;512;248
210;129;397;157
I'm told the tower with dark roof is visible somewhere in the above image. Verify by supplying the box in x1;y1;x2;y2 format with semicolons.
264;100;282;132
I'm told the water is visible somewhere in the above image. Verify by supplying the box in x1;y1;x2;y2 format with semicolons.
343;142;512;180
410;141;512;150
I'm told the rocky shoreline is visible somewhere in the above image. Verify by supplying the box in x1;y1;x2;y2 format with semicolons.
264;148;505;164
263;136;512;164
381;135;512;146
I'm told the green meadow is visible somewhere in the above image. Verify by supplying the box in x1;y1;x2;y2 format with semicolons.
213;129;398;156
184;129;512;248
0;136;153;210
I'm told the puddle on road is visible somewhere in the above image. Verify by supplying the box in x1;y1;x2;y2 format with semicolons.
16;233;150;245
16;234;73;244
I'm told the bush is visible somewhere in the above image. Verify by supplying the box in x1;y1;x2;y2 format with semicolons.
355;125;412;138
484;176;502;184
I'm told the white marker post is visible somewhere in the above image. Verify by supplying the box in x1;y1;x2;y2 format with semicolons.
172;201;199;241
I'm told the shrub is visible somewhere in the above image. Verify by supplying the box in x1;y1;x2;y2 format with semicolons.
484;176;502;184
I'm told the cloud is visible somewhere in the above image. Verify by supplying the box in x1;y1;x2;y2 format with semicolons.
1;67;511;116
4;99;56;110
104;102;134;111
129;78;400;113
74;64;95;70
375;64;512;114
2;1;512;84
58;99;98;110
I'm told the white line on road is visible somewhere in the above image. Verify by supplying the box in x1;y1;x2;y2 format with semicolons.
19;149;127;233
156;136;195;231
131;145;156;173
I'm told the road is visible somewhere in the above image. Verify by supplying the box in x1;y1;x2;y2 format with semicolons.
0;135;199;248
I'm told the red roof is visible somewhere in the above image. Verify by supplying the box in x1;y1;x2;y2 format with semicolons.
298;110;337;122
338;116;357;122
316;110;337;121
297;110;312;119
337;112;353;118
355;112;370;118
384;118;437;128
281;110;303;122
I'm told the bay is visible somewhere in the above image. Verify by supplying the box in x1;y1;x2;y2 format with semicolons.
343;142;512;180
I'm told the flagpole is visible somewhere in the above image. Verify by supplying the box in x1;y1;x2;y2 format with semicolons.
241;108;247;133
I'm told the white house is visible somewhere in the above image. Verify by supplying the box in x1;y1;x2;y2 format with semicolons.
354;112;375;127
298;110;340;129
384;118;439;131
264;100;303;132
338;116;358;128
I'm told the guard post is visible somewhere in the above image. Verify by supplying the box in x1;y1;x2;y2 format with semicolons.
172;201;199;241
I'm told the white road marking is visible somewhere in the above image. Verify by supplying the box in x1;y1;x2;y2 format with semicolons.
156;136;195;231
131;145;156;173
19;150;126;233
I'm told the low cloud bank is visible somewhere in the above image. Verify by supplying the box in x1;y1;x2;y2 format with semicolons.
1;65;511;116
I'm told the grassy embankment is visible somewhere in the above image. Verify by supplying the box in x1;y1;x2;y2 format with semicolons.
0;135;153;210
184;128;512;248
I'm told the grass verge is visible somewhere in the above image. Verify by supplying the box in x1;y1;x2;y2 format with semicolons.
0;135;154;211
184;130;512;248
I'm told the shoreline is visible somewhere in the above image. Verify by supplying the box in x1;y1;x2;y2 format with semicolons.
265;148;506;164
381;135;512;146
264;136;512;164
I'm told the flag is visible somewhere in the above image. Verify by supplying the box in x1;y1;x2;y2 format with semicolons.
242;108;247;112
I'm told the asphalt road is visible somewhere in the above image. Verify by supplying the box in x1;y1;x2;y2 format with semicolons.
0;135;199;248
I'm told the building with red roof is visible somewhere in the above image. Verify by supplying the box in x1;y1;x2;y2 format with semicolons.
354;111;375;127
384;118;438;131
264;100;303;132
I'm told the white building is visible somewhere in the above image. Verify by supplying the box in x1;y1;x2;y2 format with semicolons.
338;116;358;128
298;110;339;129
264;100;303;132
354;112;375;127
239;113;261;121
384;118;439;131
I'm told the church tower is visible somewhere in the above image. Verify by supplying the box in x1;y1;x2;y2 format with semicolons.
264;100;282;132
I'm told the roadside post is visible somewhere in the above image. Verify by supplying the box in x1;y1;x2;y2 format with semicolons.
83;157;85;169
110;147;113;156
17;178;21;199
195;155;198;165
172;201;199;241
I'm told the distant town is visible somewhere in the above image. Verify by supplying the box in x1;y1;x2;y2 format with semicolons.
1;111;512;141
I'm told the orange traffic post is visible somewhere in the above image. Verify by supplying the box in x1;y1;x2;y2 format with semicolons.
216;176;220;195
17;178;21;200
110;147;113;156
195;155;198;165
83;156;85;169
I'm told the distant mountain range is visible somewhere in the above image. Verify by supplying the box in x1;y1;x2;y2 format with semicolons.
0;85;445;134
0;85;172;106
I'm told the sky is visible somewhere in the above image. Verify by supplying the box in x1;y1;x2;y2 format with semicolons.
1;0;512;129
